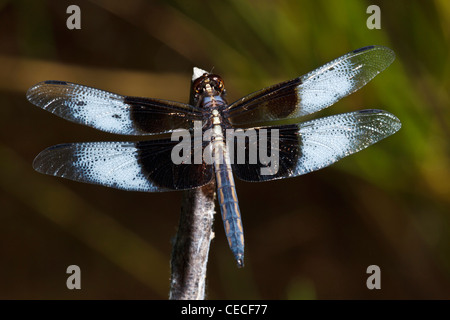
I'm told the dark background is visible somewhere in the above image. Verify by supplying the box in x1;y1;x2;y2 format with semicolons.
0;0;449;299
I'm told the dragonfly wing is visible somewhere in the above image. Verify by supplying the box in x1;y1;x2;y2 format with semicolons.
232;109;401;181
33;138;213;191
227;46;395;126
27;81;202;135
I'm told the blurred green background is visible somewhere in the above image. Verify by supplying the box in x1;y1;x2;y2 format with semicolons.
0;0;449;299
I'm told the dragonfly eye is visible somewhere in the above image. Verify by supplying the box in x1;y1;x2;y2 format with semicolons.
210;75;225;93
194;86;205;94
193;73;211;95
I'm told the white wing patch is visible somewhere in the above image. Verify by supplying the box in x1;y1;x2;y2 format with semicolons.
33;142;167;192
297;46;395;117
294;110;401;175
27;82;137;135
298;59;357;116
64;86;136;135
70;142;153;191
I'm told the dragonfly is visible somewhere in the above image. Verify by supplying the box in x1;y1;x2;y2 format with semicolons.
28;45;401;267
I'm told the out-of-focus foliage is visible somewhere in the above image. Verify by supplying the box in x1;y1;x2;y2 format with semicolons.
0;0;449;299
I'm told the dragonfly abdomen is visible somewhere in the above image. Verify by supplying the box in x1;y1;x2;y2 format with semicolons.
214;154;245;267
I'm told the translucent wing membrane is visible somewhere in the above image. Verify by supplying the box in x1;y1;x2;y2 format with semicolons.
233;109;401;181
33;139;214;191
227;46;395;126
27;81;202;135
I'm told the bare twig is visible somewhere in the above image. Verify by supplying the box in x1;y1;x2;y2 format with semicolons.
169;184;216;300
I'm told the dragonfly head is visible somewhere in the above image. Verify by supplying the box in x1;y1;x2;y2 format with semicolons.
193;73;226;100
